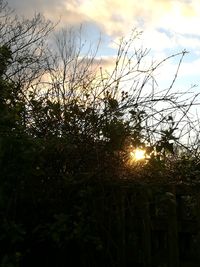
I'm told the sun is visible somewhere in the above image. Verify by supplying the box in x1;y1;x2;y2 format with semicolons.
130;148;146;161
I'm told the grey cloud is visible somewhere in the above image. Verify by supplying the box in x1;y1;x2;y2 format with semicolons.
6;0;76;20
6;0;92;29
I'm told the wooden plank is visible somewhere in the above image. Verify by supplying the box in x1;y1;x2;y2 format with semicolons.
140;189;152;267
167;191;179;267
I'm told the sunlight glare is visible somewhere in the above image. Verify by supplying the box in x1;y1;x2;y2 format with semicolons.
130;148;146;161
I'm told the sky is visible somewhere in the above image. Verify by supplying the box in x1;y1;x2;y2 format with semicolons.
5;0;200;145
6;0;200;91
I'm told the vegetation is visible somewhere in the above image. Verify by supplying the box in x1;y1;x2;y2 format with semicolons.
1;1;200;266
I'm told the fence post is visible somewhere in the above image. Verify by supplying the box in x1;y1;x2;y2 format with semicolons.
195;189;200;262
167;190;179;267
117;187;126;267
140;188;151;267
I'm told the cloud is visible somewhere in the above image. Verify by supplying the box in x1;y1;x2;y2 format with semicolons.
6;0;200;59
5;0;200;125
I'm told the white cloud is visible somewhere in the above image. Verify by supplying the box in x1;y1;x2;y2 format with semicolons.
6;0;200;71
47;0;200;55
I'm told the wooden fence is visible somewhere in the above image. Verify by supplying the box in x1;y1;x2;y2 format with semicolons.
93;182;200;267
